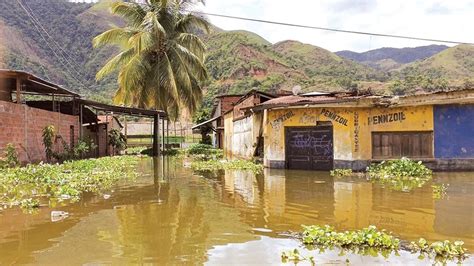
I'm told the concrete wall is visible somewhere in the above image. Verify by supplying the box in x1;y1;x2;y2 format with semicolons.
264;106;433;168
0;100;79;163
223;112;233;156
224;112;264;159
434;104;474;159
232;117;253;158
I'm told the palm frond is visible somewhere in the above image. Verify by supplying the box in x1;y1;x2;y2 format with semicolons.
111;2;146;27
93;28;134;48
96;48;135;80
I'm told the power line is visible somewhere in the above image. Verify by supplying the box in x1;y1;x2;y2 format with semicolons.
21;0;91;82
193;11;474;45
15;0;90;89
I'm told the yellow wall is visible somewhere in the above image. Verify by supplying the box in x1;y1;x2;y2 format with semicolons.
264;105;433;165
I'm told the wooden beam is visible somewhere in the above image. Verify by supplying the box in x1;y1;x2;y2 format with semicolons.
16;77;21;104
153;114;160;156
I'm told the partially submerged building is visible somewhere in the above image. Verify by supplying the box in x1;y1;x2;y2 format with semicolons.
192;94;243;148
223;89;474;171
0;69;166;163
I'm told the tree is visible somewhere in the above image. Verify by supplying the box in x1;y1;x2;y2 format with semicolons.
93;0;210;119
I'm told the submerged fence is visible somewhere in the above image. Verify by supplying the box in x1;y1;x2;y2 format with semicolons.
123;121;200;148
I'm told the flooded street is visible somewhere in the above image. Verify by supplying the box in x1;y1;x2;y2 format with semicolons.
0;157;473;265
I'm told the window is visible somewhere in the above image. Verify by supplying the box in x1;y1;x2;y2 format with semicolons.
372;131;433;159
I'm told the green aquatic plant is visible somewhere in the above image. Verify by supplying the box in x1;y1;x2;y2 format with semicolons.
366;158;433;192
290;225;468;264
367;158;432;179
409;238;467;262
330;169;353;177
432;184;449;200
187;144;223;160
191;159;263;173
0;156;139;211
281;249;315;265
302;225;400;250
125;146;148;155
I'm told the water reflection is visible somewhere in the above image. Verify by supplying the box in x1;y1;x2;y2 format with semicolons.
0;157;472;265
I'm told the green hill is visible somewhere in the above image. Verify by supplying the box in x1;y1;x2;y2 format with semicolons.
401;44;474;80
0;0;471;110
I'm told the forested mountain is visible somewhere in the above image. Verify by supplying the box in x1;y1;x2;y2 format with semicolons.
336;45;449;71
0;0;472;109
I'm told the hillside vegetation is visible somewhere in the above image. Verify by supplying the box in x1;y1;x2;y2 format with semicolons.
0;0;472;112
336;45;449;71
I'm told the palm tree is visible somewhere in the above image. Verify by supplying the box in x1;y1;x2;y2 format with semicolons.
93;0;210;119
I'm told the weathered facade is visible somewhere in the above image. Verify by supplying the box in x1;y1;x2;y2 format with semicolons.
223;90;274;158
224;89;474;171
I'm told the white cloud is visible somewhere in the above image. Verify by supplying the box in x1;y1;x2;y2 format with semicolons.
198;0;474;52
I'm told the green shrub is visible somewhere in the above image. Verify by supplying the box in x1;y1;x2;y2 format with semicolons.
188;143;215;155
108;129;126;151
187;144;223;160
1;143;20;168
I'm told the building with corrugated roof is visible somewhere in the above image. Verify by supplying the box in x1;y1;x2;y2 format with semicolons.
223;89;474;171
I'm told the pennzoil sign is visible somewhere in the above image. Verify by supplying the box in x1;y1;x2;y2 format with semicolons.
368;112;406;125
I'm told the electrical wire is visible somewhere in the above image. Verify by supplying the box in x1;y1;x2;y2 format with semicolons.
15;0;90;89
192;11;474;45
21;0;91;82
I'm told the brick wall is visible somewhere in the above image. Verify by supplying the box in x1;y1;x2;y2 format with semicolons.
0;100;79;163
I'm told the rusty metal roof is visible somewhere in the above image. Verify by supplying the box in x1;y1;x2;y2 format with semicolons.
0;69;80;97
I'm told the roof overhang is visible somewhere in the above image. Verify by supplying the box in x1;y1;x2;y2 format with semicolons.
191;116;220;130
76;99;167;118
0;69;80;97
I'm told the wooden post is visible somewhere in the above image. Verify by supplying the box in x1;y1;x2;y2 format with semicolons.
105;113;109;156
124;117;128;146
95;109;99;158
166;119;169;147
153;113;160;156
16;77;21;104
161;118;165;151
79;104;83;139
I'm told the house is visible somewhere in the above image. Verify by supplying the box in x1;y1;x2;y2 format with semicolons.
223;89;474;171
0;69;167;162
83;115;124;157
192;94;243;148
0;70;86;162
222;90;276;158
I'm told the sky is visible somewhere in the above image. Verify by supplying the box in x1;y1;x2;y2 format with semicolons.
71;0;474;52
198;0;474;52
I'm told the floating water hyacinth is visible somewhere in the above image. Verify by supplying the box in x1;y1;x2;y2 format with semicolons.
0;156;139;212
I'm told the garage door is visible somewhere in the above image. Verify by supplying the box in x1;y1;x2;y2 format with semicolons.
285;126;334;170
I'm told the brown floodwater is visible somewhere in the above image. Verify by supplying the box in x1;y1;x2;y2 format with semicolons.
0;157;473;265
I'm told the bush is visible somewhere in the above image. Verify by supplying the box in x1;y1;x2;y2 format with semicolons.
188;143;214;154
